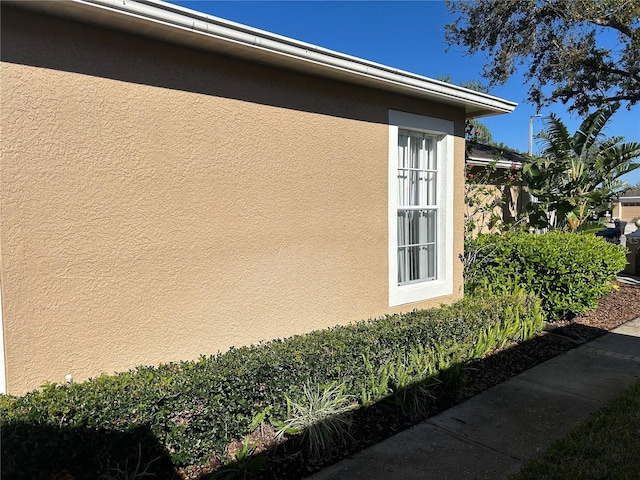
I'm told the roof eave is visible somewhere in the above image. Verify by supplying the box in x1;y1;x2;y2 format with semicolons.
466;157;523;170
8;0;517;118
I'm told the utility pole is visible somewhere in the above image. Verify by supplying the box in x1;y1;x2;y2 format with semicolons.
529;114;542;156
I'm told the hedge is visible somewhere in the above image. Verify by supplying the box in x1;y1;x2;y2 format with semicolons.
465;231;627;320
1;290;544;479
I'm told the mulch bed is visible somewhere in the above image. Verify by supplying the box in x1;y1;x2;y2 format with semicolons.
462;282;640;400
232;282;640;480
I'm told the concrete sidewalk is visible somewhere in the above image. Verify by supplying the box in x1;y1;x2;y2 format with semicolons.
308;317;640;480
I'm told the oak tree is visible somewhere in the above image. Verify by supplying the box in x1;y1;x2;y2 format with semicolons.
445;0;640;114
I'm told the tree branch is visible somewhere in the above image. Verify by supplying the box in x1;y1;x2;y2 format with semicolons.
593;93;640;104
587;17;634;39
599;66;640;83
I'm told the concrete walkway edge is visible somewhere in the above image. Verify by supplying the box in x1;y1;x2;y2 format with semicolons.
308;317;640;480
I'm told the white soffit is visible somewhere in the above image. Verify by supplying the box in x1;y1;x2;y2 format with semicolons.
8;0;517;118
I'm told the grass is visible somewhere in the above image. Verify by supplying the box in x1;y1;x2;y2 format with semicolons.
510;379;640;480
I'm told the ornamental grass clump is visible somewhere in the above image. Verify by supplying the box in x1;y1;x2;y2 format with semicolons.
276;382;356;461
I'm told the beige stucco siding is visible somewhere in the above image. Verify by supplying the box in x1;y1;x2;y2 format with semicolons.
466;167;529;234
613;202;640;223
1;6;465;394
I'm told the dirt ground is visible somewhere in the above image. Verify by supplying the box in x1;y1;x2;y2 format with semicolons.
562;281;640;331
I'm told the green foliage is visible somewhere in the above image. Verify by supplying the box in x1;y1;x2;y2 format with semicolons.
445;0;640;114
1;292;545;478
374;345;444;420
213;437;267;480
465;231;627;320
523;105;640;230
466;120;493;144
464;154;526;239
575;220;608;235
100;444;160;480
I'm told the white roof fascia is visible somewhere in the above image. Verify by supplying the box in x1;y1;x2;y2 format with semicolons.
466;157;523;170
9;0;517;119
616;197;640;202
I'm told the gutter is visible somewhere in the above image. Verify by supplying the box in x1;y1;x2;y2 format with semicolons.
8;0;517;119
466;156;523;170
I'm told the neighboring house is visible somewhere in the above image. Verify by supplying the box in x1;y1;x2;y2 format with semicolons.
0;0;516;394
612;188;640;223
465;142;530;232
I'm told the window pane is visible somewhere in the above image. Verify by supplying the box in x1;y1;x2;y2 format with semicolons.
417;171;437;207
426;137;437;170
398;134;408;169
397;211;408;247
397;209;437;284
426;172;437;206
409;169;419;205
420;209;437;244
398;210;436;247
397;245;437;283
398;132;437;207
425;209;437;243
397;169;407;205
398;248;407;284
409;134;421;169
410;210;421;245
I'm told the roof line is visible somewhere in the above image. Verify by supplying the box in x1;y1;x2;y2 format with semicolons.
466;157;523;169
10;0;517;118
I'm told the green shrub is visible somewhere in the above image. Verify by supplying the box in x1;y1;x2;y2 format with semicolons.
465;231;627;320
1;290;544;478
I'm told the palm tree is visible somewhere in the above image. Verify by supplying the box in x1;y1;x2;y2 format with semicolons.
523;104;640;230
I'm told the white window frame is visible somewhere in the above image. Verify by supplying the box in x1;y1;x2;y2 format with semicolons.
388;110;454;307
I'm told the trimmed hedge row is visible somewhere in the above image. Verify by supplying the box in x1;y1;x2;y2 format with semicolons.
465;231;627;320
1;290;544;478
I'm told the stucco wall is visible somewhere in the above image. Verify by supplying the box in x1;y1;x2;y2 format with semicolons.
1;6;466;394
466;167;529;234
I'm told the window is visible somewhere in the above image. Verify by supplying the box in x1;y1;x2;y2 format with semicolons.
389;111;454;306
397;130;438;284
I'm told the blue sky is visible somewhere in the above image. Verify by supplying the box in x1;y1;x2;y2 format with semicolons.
169;0;640;186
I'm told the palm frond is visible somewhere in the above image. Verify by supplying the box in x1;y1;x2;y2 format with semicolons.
597;142;640;175
573;104;620;157
527;106;637;226
539;114;572;160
